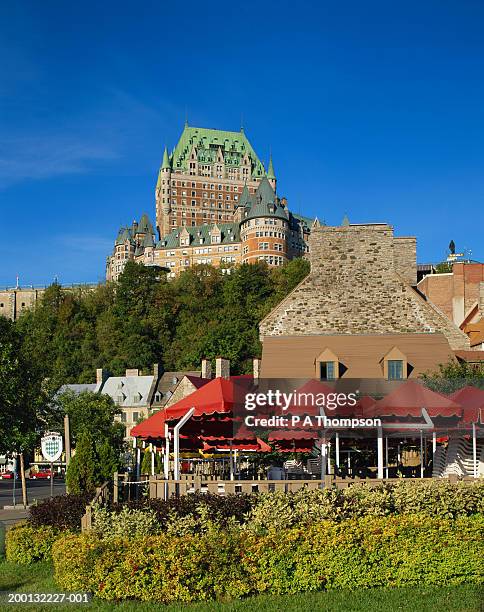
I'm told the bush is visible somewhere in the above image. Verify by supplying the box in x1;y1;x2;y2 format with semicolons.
6;524;61;564
29;492;92;532
93;506;161;539
52;515;484;603
243;480;484;532
109;492;255;531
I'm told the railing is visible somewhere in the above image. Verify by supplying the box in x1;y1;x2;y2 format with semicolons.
148;475;437;500
80;481;111;532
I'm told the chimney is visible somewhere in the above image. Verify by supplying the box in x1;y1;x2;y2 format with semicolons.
253;358;261;381
201;358;212;380
153;363;162;380
96;368;108;387
215;357;230;379
125;368;139;377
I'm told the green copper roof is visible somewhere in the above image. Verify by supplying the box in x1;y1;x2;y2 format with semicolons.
168;125;266;177
267;154;276;180
115;227;134;245
244;178;288;222
161;146;170;170
138;213;154;235
156;222;240;250
238;184;253;208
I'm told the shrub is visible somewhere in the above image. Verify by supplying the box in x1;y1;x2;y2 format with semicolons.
93;506;161;539
52;515;484;602
28;492;92;532
6;524;61;564
109;492;255;531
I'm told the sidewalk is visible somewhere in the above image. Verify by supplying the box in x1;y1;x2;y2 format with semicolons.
0;507;29;530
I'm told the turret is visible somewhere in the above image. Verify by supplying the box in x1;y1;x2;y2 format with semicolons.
156;146;172;238
267;154;276;191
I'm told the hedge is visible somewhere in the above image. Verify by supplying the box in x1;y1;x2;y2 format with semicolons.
6;524;61;564
52;515;484;603
28;492;92;532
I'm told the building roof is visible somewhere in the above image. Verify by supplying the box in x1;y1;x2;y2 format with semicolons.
167;124;266;177
463;319;484;347
267;154;276;180
57;383;97;395
101;375;154;408
156;222;240;250
138;213;154;235
161;146;170;169
243;177;289;222
153;371;202;405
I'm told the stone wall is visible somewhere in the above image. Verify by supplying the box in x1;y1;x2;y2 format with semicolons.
259;224;470;351
393;237;417;286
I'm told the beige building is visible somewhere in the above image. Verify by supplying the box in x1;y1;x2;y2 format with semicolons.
0;284;97;321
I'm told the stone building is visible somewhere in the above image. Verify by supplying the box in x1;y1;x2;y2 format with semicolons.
259;223;470;379
0;284;98;321
106;124;312;281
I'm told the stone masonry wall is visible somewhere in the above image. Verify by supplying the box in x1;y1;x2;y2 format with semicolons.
393;237;417;286
259;224;470;351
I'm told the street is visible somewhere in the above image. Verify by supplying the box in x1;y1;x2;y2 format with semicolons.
0;478;66;508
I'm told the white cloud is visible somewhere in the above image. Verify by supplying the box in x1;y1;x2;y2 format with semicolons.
0;136;118;188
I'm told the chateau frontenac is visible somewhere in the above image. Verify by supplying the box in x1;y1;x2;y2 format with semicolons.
106;124;313;280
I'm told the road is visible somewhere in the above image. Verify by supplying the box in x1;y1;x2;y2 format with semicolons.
0;478;66;508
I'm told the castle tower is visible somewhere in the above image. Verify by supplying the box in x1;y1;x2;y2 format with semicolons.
240;177;289;267
267;154;276;192
156;146;172;238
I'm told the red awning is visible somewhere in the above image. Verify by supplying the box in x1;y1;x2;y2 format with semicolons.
449;386;484;424
367;380;462;418
165;376;252;420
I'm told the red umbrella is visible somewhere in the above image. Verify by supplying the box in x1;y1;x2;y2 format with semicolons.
448;386;484;424
367;380;462;419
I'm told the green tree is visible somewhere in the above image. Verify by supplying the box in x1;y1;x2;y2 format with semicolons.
421;359;484;394
65;431;99;494
0;317;50;507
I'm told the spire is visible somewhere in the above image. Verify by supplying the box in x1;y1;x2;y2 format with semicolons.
342;214;350;227
162;146;170;170
267;153;276;180
312;217;321;228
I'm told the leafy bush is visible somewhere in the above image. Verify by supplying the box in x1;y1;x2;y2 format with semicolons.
93;506;161;539
6;524;61;564
52;515;484;602
244;480;484;531
28;492;92;532
109;492;255;530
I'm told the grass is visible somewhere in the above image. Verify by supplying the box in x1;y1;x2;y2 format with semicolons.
0;561;482;611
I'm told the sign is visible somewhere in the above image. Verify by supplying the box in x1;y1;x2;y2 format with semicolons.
41;432;63;463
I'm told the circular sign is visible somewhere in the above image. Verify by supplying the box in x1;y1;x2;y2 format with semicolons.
41;432;63;462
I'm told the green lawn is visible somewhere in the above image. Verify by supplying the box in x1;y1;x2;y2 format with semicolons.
0;561;482;611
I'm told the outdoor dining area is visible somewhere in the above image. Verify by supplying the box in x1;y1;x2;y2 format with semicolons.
130;375;484;499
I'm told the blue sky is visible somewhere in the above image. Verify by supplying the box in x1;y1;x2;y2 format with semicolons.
1;0;483;286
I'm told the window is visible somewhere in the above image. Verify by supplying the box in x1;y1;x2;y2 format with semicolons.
387;360;404;380
132;412;139;423
319;361;336;381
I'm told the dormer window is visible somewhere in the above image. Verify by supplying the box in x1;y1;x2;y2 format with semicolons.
381;347;409;380
388;360;404;380
315;348;343;380
154;392;162;402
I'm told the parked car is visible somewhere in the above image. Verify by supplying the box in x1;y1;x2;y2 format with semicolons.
1;471;15;479
30;469;55;479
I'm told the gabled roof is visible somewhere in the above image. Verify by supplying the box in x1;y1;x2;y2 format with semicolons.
115;227;134;245
156;222;240;250
168;125;266;177
101;375;154;407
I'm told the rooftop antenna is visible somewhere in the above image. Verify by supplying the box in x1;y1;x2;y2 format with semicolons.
240;112;244;132
184;106;188;127
15;274;19;289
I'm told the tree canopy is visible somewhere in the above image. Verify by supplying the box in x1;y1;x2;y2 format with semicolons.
15;259;309;383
